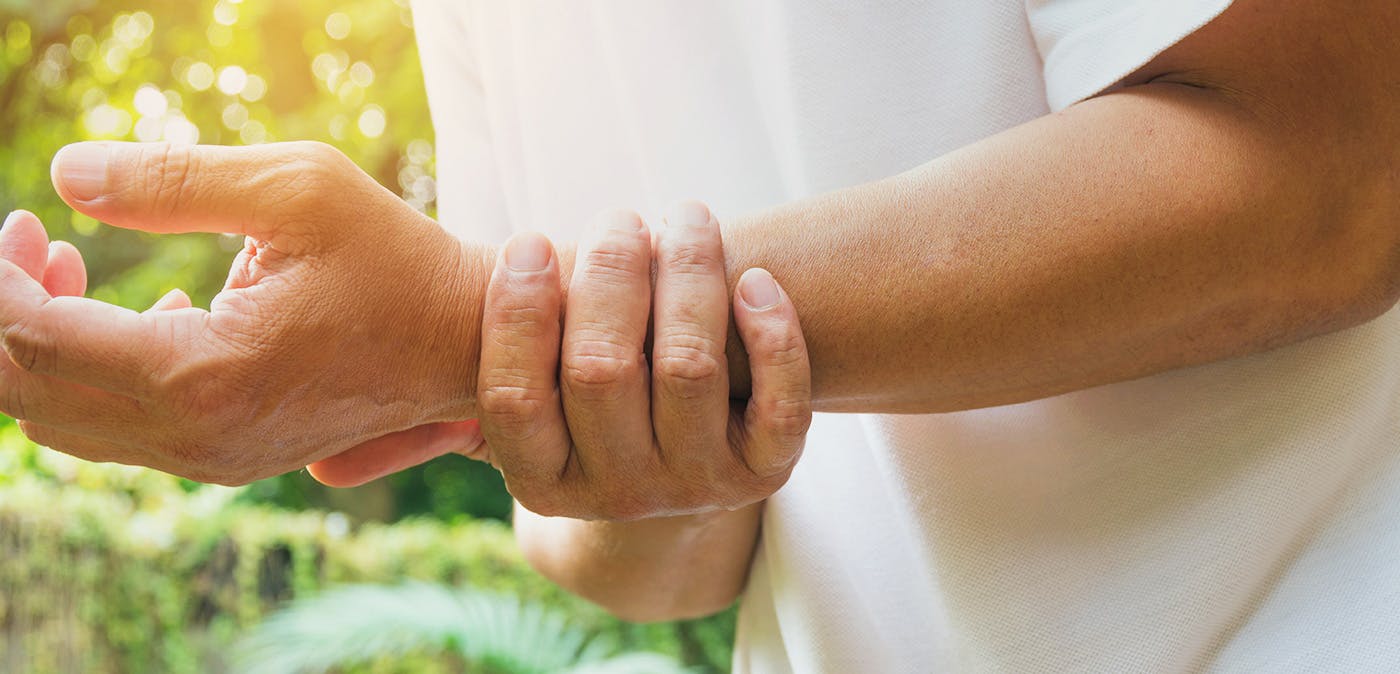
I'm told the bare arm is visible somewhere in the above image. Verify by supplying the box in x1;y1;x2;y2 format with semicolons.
515;0;1400;620
722;0;1400;412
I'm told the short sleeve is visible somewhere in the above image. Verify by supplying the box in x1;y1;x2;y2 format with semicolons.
1026;0;1235;111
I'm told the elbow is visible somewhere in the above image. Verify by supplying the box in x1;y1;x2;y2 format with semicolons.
592;589;736;625
1267;143;1400;336
530;551;739;624
1309;173;1400;329
514;518;739;624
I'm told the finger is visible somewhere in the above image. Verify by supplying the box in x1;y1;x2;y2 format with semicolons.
17;420;150;466
0;210;50;281
476;232;572;497
50;141;391;246
42;241;87;297
146;288;193;312
651;201;731;473
732;269;812;478
560;210;656;479
0;262;205;395
0;355;149;434
307;419;484;488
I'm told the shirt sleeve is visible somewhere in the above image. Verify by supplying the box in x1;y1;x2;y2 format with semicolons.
1025;0;1235;111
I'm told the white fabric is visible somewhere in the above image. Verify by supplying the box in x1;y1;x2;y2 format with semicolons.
411;2;1400;671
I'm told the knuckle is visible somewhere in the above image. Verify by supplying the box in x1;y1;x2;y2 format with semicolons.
273;141;354;185
654;340;724;399
761;396;814;439
265;142;357;220
489;304;556;340
294;140;349;168
578;246;648;287
659;237;722;276
753;328;808;370
138;143;198;219
562;349;641;400
511;483;567;518
478;377;552;428
3;314;52;375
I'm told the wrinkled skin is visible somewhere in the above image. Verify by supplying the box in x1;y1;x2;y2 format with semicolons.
0;141;485;485
1;141;814;522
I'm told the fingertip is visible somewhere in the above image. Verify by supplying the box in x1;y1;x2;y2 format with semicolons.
0;210;50;280
3;209;37;231
309;420;485;488
150;288;193;312
52;142;112;205
599;207;647;234
305;461;369;488
736;268;783;312
2;210;44;239
664;200;715;231
43;240;88;297
501;231;555;274
47;239;81;258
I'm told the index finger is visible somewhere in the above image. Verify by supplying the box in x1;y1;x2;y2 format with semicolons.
50;141;380;248
0;260;207;396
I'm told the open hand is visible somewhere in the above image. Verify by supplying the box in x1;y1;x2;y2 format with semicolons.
0;142;486;485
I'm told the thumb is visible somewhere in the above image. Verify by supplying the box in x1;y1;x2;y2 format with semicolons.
50;141;385;246
307;420;484;488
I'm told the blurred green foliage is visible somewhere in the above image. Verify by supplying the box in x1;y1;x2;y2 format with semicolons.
0;0;512;522
234;584;692;674
0;447;736;673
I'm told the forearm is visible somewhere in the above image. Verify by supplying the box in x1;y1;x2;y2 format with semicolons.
720;81;1398;413
473;84;1380;617
513;501;762;622
457;79;1387;419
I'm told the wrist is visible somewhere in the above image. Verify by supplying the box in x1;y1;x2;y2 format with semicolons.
431;236;497;421
440;234;583;418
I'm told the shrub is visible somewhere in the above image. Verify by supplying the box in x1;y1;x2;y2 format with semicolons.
0;444;735;673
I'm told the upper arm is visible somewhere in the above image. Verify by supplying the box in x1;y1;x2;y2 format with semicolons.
1120;0;1400;317
1123;0;1400;143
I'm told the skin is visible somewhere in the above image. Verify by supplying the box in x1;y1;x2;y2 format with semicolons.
479;0;1400;621
3;0;1399;622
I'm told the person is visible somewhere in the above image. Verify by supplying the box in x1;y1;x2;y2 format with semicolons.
1;0;1398;670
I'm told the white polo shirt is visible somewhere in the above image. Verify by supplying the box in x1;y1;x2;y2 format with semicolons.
411;2;1400;671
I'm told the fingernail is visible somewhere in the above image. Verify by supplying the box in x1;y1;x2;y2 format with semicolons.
2;211;19;232
601;209;646;233
53;143;110;201
739;268;781;310
666;200;711;230
504;232;552;272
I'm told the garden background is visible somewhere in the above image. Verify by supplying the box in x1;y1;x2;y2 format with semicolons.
0;1;734;671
